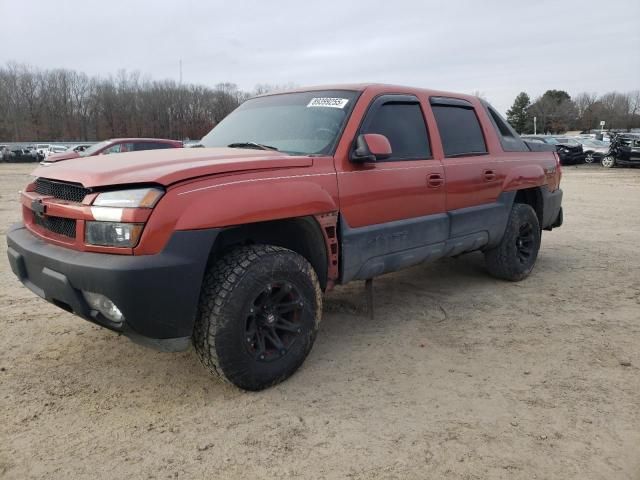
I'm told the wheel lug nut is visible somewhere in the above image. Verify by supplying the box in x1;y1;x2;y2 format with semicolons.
280;350;286;356
296;328;302;333
259;355;265;360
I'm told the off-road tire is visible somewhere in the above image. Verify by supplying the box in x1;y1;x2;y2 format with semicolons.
484;203;541;281
193;244;322;391
601;155;616;168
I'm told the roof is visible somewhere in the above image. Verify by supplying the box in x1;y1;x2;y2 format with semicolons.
256;83;481;103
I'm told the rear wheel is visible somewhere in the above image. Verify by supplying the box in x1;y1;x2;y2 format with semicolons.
193;245;322;391
601;155;616;168
484;203;541;281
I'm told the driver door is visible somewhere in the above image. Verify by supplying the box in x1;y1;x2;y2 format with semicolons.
336;94;448;282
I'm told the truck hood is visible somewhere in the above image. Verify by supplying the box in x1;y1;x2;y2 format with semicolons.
32;147;313;187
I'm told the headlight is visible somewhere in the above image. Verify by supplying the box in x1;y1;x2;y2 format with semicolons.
93;187;163;208
87;187;162;247
85;221;144;247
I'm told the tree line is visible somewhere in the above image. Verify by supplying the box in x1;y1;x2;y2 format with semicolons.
506;89;640;135
0;63;284;142
2;62;638;141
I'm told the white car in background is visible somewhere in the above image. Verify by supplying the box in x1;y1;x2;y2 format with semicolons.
46;145;69;157
36;144;50;160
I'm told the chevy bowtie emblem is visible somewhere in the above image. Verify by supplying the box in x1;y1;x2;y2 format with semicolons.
31;199;46;217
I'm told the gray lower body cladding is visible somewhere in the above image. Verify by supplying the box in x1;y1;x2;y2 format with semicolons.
340;189;562;283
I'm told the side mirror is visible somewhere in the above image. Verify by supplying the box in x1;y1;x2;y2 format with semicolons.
351;134;392;163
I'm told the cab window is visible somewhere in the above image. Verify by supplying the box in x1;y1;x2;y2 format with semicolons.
361;98;431;161
431;100;487;157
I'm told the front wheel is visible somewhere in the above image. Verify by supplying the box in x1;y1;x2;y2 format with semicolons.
484;203;541;281
193;245;322;391
585;152;595;163
601;155;616;168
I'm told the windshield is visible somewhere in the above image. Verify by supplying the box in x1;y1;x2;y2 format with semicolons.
200;90;359;155
80;140;111;157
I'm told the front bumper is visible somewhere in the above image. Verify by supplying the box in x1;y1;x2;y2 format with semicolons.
7;224;219;351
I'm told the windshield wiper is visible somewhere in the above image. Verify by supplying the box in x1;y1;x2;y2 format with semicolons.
227;142;278;151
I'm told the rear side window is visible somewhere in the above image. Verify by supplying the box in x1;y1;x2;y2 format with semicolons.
488;108;513;137
431;104;487;157
362;102;431;160
484;103;529;152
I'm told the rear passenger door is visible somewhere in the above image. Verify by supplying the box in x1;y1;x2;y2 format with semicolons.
430;97;504;237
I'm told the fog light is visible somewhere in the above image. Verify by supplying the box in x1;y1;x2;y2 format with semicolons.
82;291;124;324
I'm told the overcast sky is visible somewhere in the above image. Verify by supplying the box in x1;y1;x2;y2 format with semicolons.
1;0;638;113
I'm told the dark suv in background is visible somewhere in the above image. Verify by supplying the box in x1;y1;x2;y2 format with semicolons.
522;135;584;164
602;133;640;168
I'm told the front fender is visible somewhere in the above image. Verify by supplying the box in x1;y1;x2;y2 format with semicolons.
135;168;339;254
174;177;338;229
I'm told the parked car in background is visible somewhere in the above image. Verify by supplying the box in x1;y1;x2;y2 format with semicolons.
43;138;183;164
65;144;92;153
573;137;609;163
36;144;50;160
601;133;640;168
522;135;584;164
8;147;38;162
183;140;203;148
46;145;69;158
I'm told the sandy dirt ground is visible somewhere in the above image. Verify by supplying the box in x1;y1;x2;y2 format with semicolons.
0;163;638;480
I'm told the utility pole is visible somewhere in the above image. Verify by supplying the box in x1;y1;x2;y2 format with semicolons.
534;116;537;135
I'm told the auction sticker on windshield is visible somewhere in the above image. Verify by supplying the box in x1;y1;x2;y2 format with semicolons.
307;98;349;108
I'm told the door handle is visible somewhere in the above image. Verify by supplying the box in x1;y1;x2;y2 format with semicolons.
427;173;444;188
483;169;496;181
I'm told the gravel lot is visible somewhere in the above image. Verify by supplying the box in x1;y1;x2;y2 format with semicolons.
0;163;638;480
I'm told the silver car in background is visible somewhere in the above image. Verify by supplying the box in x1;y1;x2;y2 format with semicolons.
573;138;609;163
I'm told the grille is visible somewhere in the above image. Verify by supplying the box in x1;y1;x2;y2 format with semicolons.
33;213;77;238
34;178;90;203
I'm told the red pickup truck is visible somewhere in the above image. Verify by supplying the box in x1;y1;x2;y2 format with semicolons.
7;84;563;390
